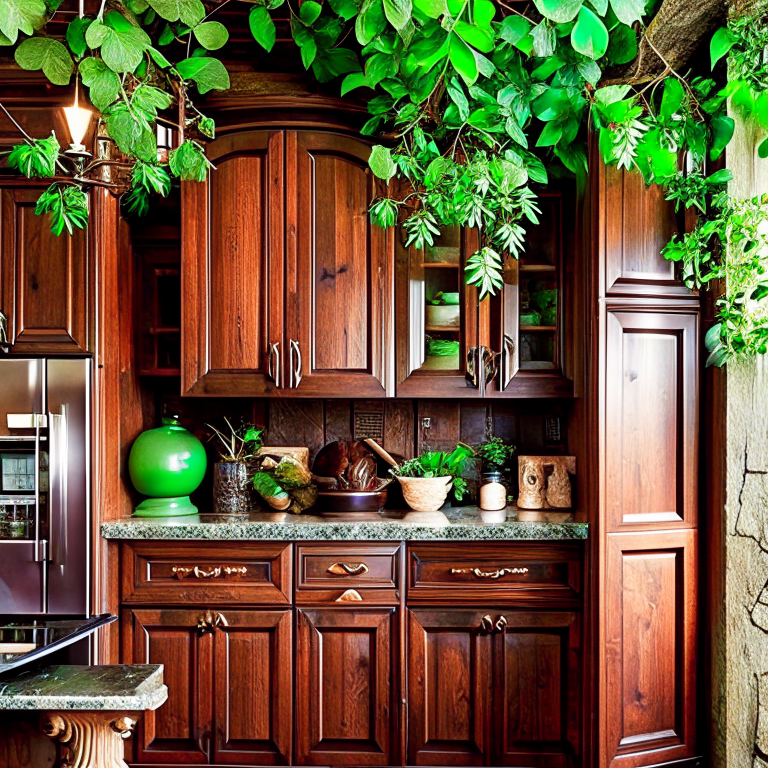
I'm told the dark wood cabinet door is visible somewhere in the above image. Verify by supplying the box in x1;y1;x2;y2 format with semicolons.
492;612;581;767
123;608;213;764
212;609;292;766
1;186;89;353
181;130;284;395
296;607;395;765
407;609;492;766
285;131;394;397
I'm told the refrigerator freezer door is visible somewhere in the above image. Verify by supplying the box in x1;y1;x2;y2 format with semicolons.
0;359;44;437
46;358;90;616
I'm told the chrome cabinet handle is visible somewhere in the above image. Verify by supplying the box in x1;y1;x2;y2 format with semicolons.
289;339;302;388
480;614;494;633
327;562;370;576
499;335;515;389
451;567;529;579
465;347;479;388
267;342;281;387
214;612;228;628
494;615;507;633
0;310;9;352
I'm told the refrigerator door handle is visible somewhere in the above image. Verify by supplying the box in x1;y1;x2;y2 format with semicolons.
47;410;67;585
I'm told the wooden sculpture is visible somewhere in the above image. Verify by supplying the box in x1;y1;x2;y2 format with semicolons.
517;455;576;509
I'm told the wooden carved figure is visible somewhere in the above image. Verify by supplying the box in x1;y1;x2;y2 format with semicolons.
517;455;576;509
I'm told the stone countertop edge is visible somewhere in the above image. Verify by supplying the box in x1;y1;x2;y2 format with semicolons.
100;506;589;541
0;664;168;711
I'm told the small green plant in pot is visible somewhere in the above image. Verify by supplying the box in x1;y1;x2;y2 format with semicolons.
206;419;264;514
391;444;474;512
476;438;516;474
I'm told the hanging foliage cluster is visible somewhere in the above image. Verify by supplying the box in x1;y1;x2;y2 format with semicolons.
0;0;766;365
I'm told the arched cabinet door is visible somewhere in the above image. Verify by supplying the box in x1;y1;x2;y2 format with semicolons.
284;131;394;397
181;130;284;396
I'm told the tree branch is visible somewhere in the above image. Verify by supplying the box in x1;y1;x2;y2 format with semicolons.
600;0;728;85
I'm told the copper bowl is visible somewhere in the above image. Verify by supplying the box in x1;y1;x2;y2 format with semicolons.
315;479;391;520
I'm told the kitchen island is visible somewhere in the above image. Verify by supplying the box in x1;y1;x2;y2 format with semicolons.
102;505;587;767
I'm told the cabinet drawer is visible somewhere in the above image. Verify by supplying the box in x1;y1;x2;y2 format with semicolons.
122;542;292;605
295;543;400;605
407;543;581;606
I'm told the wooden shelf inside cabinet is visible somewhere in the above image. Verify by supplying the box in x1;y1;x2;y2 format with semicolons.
422;262;460;269
520;325;557;332
520;264;557;273
425;325;460;333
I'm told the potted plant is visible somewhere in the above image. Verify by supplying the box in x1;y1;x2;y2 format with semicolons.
390;444;474;512
475;438;516;512
207;419;264;514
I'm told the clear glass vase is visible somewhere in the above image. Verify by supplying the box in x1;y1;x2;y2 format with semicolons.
213;461;250;514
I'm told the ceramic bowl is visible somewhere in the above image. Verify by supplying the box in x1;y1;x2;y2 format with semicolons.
396;476;452;512
426;304;460;327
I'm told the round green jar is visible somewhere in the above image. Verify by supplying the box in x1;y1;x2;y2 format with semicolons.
128;418;207;517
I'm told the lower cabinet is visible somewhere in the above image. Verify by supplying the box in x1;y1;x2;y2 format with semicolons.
407;609;581;767
123;607;293;765
295;607;396;766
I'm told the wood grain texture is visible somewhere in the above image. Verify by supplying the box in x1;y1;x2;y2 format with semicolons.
212;610;292;765
296;607;395;765
267;400;325;463
602;530;697;768
1;185;89;352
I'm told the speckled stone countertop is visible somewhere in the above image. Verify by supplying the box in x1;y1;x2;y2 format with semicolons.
0;665;168;711
101;505;588;541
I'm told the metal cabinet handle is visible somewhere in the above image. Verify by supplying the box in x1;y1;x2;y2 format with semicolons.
327;562;370;576
289;339;302;388
466;347;479;388
214;612;228;628
494;615;507;633
335;588;363;602
451;567;529;579
197;611;216;634
267;342;281;387
499;334;515;389
173;565;247;579
0;310;9;353
480;614;494;633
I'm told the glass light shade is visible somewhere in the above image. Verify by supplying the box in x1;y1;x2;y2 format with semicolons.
63;104;92;150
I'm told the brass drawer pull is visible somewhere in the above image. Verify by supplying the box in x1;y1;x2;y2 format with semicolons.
197;610;216;634
451;567;529;579
173;565;247;580
327;562;370;576
336;589;363;602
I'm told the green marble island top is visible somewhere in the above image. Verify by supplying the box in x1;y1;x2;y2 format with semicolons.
101;505;588;541
0;665;168;711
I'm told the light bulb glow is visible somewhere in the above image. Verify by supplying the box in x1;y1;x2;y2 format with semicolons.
63;104;92;150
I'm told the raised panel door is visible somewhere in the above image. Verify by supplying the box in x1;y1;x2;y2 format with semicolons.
123;608;213;764
212;610;292;766
407;608;492;766
1;186;89;353
286;131;393;397
604;310;698;529
493;612;581;767
181;131;284;395
602;530;697;768
295;607;394;765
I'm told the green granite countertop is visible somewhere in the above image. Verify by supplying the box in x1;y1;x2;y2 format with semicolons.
0;665;168;711
101;505;588;541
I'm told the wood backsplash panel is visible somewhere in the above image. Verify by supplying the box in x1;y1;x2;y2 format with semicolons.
417;401;460;454
383;400;415;459
268;400;325;462
325;400;352;444
460;403;488;447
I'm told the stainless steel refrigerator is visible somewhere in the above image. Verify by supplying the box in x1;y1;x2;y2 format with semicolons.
0;358;90;616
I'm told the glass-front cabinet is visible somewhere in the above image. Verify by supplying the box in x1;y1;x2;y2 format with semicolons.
395;189;570;398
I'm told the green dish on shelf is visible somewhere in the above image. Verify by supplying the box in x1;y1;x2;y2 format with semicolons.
428;339;460;356
520;311;541;326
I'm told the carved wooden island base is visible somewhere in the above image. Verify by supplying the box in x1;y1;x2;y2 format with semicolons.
41;712;137;768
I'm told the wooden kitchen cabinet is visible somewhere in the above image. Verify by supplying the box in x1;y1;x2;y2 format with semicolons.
407;608;581;767
123;607;293;766
0;185;90;353
296;607;396;765
181;129;393;396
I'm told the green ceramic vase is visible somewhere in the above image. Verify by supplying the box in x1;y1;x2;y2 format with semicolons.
128;418;207;517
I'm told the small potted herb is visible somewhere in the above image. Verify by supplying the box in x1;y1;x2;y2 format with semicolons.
390;444;474;512
206;418;264;513
476;437;516;473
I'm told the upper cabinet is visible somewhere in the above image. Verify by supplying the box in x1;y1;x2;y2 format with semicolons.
181;129;393;396
0;185;90;354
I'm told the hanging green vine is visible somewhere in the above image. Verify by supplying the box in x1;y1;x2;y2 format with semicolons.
0;0;766;365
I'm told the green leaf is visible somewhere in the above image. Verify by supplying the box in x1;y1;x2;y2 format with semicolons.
449;35;477;84
709;115;734;160
66;17;91;58
447;77;469;120
300;37;317;68
383;0;412;32
341;71;371;95
473;0;495;28
35;183;88;236
412;0;446;16
79;57;121;111
15;38;73;86
368;145;397;181
659;77;684;121
710;27;736;69
455;20;493;52
594;83;630;106
105;106;156;161
300;0;323;24
0;0;46;45
533;0;582;23
588;0;607;14
147;0;204;26
356;0;386;45
571;6;608;59
536;120;563;146
147;46;172;68
311;47;360;82
175;56;230;93
249;7;276;51
329;0;362;20
168;139;208;181
499;15;530;44
606;23;636;65
85;13;151;73
531;21;555;56
609;0;644;26
193;21;228;50
133;84;173;117
8;134;59;178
